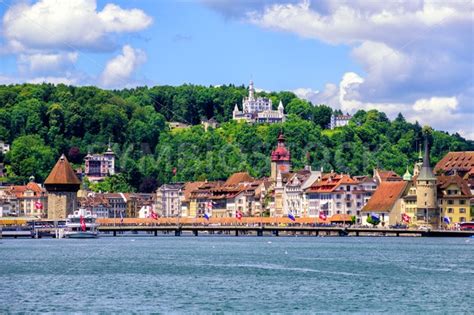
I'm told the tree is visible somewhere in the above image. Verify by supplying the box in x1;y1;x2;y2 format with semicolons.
89;174;133;193
5;135;55;182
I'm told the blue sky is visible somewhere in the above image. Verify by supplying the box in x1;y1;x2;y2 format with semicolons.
0;0;472;138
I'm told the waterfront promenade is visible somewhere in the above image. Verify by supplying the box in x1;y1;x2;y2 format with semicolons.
2;223;473;238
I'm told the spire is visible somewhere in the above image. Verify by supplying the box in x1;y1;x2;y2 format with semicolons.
418;143;423;162
233;103;239;112
278;100;284;112
422;135;430;168
417;134;436;181
403;166;412;181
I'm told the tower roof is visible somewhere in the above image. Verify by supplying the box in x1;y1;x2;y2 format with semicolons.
403;166;412;181
418;135;436;181
45;154;81;185
271;132;290;162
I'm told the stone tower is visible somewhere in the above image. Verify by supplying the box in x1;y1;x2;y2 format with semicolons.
415;136;438;226
45;154;81;219
270;132;291;181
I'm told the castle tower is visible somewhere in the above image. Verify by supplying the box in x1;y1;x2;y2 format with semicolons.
45;154;81;219
270;132;291;181
248;80;255;100
103;142;115;175
416;135;438;226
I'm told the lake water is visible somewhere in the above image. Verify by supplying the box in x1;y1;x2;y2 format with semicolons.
1;236;473;313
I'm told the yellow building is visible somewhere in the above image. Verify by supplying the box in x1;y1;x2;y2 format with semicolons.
438;175;472;225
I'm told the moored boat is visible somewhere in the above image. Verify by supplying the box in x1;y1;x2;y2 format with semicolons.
65;208;99;238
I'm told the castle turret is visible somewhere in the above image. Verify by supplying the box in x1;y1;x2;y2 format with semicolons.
45;154;81;219
249;80;255;100
415;135;438;226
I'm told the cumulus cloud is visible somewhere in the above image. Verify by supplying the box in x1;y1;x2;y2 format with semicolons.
2;0;152;52
0;0;152;87
229;0;473;138
100;45;146;88
18;52;78;76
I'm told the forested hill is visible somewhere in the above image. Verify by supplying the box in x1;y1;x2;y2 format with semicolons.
0;83;472;192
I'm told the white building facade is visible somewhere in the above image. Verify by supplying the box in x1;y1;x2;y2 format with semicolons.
233;81;285;124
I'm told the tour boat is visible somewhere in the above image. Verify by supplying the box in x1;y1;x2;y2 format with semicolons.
65;208;99;238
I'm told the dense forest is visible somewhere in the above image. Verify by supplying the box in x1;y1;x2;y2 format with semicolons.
0;83;472;192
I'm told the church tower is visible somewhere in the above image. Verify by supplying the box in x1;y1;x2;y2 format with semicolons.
415;135;438;226
270;132;291;181
45;154;81;219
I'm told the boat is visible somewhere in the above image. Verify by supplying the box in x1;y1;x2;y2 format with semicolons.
65;208;99;238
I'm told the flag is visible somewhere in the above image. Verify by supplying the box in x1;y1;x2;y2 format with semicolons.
319;212;327;221
443;216;451;224
120;211;124;224
204;212;211;220
172;167;177;176
150;209;158;220
34;201;43;210
402;213;410;223
207;201;214;211
370;213;380;222
80;215;86;232
236;210;243;220
288;211;296;221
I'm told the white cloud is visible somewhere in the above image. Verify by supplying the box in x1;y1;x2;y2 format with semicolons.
244;0;473;138
98;4;153;32
2;0;152;52
18;52;78;75
296;72;474;139
27;76;77;85
100;45;146;88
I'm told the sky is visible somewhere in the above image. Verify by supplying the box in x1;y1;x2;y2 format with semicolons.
0;0;472;139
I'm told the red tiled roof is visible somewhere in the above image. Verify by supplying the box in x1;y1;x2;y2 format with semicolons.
8;182;45;197
437;174;472;196
225;172;254;186
44;155;81;185
376;170;402;182
434;151;474;177
306;173;358;193
362;181;407;212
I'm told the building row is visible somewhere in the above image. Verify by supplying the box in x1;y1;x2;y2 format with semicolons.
1;134;472;229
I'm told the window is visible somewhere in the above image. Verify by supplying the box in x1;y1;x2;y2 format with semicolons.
460;208;466;214
447;200;454;205
459;200;466;205
460;217;466;222
336;202;341;208
448;208;454;213
346;202;351;208
336;194;341;199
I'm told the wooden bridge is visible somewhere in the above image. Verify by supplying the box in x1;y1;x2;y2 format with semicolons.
97;225;474;238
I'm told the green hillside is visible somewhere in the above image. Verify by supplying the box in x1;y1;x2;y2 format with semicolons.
0;83;472;192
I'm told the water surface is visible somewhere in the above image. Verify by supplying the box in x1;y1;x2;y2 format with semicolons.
1;237;473;313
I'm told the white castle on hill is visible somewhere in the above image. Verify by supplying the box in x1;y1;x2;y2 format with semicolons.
233;81;285;124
